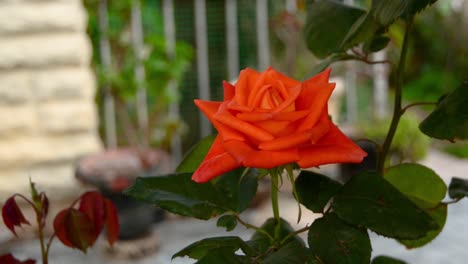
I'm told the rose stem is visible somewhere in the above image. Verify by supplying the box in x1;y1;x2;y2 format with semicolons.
377;15;414;174
270;169;281;241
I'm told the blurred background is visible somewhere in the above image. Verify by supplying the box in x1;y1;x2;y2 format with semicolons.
0;0;467;263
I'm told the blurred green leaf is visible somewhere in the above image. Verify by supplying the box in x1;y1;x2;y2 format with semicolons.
125;173;228;219
295;171;342;213
400;204;447;248
248;218;305;255
332;172;438;239
173;236;255;260
215;168;259;212
419;82;468;141
176;135;216;173
217;215;237;232
372;255;408;264
304;1;365;58
263;239;308;264
195;249;250;264
363;35;391;53
306;53;352;77
370;0;408;25
384;163;446;208
308;213;371;264
448;177;468;199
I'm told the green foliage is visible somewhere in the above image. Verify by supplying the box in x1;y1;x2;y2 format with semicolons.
176;135;216;173
124;168;258;219
443;142;468;158
295;171;342;213
217;215;238;232
308;213;371;264
420;82;468;141
332;172;438;239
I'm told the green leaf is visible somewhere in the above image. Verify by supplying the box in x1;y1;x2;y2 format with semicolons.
173;236;255;260
306;53;352;77
217;215;237;232
308;213;371;264
295;170;342;213
304;1;366;58
332;172;438;239
215;168;259;212
448;177;468;199
176;134;216;173
124;173;228;219
419;82;468;141
363;35;391;53
370;0;408;25
249;218;305;255
372;255;408;264
400;203;447;248
263;239;308;264
340;13;381;51
384;163;447;208
195;249;250;264
406;0;439;15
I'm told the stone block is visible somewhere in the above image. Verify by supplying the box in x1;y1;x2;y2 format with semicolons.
0;33;91;69
34;68;95;102
0;1;86;35
0;134;102;169
37;101;98;133
0;71;32;104
0;105;35;135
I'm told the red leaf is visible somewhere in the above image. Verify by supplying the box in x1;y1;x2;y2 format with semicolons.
104;198;119;245
2;197;30;236
78;191;105;241
0;253;36;264
53;208;95;252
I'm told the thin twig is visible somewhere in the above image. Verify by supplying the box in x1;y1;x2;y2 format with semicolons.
401;102;437;114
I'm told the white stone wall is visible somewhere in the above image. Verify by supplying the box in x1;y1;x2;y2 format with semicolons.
0;0;102;200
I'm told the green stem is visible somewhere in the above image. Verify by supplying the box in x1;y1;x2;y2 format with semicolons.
377;16;414;174
270;171;280;224
37;214;48;264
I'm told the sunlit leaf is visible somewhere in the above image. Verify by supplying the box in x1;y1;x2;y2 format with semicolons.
332;172;438;239
308;213;371;264
384;163;446;208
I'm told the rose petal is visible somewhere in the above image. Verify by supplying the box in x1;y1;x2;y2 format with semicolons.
233;68;261;105
223;81;235;101
195;100;245;141
223;140;299;168
297;124;367;168
265;67;301;88
215;110;274;142
192;136;240;182
272;84;301;113
259;131;312;151
236;112;273;122
296;82;335;131
273;110;309;121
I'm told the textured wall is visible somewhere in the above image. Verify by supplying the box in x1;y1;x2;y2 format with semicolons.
0;0;101;200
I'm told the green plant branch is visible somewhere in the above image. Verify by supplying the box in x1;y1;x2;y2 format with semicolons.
401;102;437;114
377;15;414;174
235;215;274;242
270;170;281;240
279;224;311;246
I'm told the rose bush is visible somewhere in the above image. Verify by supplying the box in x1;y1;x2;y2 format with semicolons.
193;67;367;182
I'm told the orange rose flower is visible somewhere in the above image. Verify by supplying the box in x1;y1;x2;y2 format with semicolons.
192;67;367;183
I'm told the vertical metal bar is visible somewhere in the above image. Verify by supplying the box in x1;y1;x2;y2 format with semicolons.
225;0;239;81
194;0;211;137
98;0;117;148
256;0;270;70
131;0;149;146
372;50;389;119
163;0;183;165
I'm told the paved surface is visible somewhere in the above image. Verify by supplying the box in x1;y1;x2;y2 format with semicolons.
1;149;467;264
